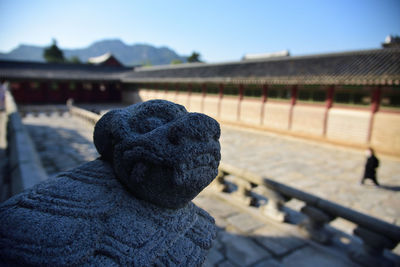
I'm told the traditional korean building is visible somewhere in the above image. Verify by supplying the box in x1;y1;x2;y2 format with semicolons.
0;60;131;104
121;47;400;156
0;47;399;155
88;53;124;67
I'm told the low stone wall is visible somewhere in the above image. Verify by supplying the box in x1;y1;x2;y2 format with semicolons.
133;89;400;157
3;91;47;199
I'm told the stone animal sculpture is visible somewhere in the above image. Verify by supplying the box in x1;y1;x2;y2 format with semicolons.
0;100;221;266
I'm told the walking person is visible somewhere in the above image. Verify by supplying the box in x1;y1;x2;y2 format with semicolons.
361;147;380;186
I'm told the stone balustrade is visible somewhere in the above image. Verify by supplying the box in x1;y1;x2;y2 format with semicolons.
2;91;47;200
67;100;101;125
214;162;400;267
18;104;69;117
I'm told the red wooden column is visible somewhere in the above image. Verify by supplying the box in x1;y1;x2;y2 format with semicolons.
288;85;298;130
323;85;335;136
218;84;224;118
201;84;207;113
260;84;268;125
367;86;382;143
237;84;244;121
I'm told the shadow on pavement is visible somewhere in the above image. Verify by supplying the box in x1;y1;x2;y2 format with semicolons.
379;184;400;192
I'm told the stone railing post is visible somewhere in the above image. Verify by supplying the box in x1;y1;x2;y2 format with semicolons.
210;169;230;192
231;178;257;206
299;205;335;244
350;226;398;267
259;186;289;222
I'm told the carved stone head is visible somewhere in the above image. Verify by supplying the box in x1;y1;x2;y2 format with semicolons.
94;100;221;209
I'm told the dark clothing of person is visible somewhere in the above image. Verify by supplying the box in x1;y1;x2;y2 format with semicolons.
361;155;380;186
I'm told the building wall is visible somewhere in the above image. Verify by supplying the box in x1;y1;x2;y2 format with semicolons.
240;99;263;125
138;89;151;101
291;104;326;136
122;89;141;104
326;107;371;144
189;94;203;113
203;95;220;119
133;87;400;156
371;112;400;155
220;97;239;122
263;101;291;130
175;93;190;109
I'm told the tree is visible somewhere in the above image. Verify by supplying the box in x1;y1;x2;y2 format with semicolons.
171;59;182;65
187;51;202;63
43;39;65;63
142;60;152;67
69;56;81;64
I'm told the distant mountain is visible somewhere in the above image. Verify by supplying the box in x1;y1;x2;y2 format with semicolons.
0;39;187;66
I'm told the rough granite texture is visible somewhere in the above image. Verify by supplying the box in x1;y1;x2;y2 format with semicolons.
0;100;221;266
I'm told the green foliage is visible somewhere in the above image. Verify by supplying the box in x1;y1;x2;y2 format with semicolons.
43;39;65;63
187;51;202;63
142;60;153;67
171;59;182;65
68;56;81;64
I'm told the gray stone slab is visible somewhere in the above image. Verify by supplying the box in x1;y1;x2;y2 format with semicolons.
252;258;282;267
217;260;238;267
194;195;240;218
251;226;306;256
203;247;225;267
220;232;271;266
226;213;265;233
282;246;357;267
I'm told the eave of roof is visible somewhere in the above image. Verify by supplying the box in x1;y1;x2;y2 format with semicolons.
122;48;400;86
0;60;132;81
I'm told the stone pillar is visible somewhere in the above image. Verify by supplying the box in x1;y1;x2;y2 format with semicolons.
231;178;257;206
349;226;397;267
211;169;230;192
259;186;289;222
299;205;335;244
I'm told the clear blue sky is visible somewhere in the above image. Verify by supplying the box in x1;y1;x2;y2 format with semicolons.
0;0;399;62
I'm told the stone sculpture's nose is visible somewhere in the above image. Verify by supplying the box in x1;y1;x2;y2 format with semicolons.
167;113;220;145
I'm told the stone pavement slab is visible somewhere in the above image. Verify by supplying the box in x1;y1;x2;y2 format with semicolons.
22;114;98;176
281;246;359;267
195;192;359;267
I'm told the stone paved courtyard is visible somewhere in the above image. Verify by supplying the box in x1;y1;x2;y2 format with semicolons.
22;113;400;266
220;125;400;229
23;114;99;177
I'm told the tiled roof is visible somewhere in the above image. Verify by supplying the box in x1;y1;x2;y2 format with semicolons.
0;60;131;81
1;48;399;85
122;48;400;85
